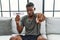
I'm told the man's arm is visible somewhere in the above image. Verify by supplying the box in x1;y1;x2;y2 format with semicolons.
15;15;23;33
16;22;23;33
36;13;47;40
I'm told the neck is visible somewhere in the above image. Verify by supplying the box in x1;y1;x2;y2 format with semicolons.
28;15;34;19
28;13;35;19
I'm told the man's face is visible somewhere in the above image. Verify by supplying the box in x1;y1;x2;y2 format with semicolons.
26;7;35;17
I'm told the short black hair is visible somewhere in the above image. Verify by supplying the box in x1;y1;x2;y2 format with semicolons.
26;2;34;7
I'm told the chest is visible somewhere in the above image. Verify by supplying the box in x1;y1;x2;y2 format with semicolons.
25;18;36;25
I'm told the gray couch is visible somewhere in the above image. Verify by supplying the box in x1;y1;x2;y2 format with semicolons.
46;17;60;40
0;17;60;40
0;17;18;40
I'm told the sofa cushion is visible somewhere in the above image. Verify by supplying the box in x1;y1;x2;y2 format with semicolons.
47;34;60;40
0;35;11;40
0;17;13;35
46;18;60;34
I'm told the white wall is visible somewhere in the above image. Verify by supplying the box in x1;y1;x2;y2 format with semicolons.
29;0;43;13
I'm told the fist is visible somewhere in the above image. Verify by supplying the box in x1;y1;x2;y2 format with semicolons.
15;15;20;24
36;13;46;24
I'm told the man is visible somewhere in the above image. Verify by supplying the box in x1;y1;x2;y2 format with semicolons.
10;2;47;40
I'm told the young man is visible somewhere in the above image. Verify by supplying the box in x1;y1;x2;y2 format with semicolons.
10;2;47;40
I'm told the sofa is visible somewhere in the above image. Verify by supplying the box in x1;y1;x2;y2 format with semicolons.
46;17;60;40
0;17;60;40
0;17;18;40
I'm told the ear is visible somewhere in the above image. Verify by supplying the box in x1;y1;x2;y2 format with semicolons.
34;8;36;10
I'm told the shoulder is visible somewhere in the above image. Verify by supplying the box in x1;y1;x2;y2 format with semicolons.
21;15;28;20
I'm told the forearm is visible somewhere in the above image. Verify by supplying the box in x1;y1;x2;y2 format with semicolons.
16;23;23;33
